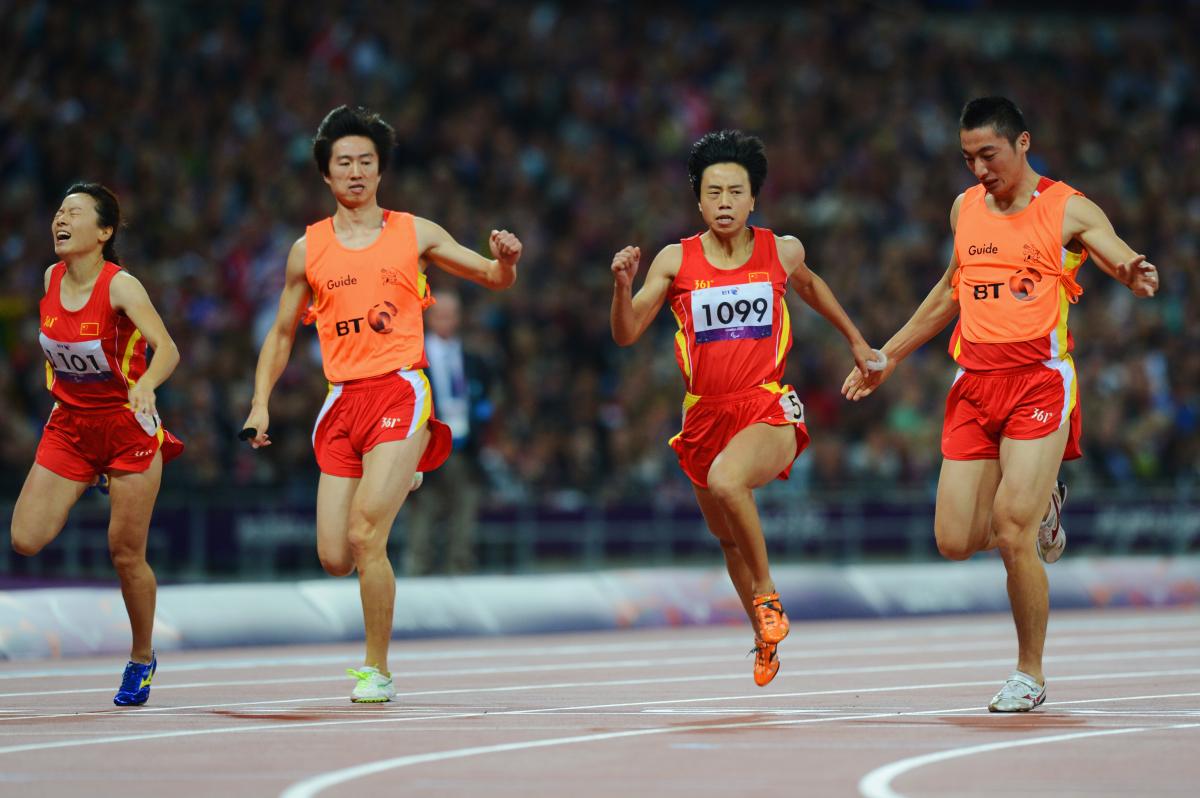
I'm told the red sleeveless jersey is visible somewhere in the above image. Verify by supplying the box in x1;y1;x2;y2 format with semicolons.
667;227;792;395
38;262;147;410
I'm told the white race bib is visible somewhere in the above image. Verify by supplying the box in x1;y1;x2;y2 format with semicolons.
778;389;805;423
690;282;774;344
40;333;113;383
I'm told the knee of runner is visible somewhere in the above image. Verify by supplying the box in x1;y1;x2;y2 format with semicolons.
990;509;1035;554
346;524;387;561
319;555;354;577
10;527;43;557
935;535;973;561
705;471;748;505
108;542;147;574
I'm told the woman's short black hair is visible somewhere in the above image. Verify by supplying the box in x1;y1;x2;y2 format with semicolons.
312;105;397;176
687;130;767;198
63;182;122;265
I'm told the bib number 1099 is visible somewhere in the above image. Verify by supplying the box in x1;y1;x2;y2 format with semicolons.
690;282;774;343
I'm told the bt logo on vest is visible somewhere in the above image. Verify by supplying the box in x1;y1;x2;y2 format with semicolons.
335;317;365;336
967;243;998;256
335;301;399;336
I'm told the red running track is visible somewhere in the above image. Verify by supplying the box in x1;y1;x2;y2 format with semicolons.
0;607;1197;797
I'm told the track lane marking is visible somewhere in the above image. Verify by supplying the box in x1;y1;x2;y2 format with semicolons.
5;644;1200;702
858;722;1200;798
3;613;1196;681
2;667;1199;751
278;694;1200;798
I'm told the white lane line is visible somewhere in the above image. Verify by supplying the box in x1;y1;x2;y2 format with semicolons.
858;722;1200;798
5;644;1199;701
0;638;746;680
3;656;1199;727
501;668;1200;716
0;710;489;756
3;612;1196;681
638;691;1200;717
276;709;958;798
3;666;1199;751
2;624;1190;681
277;701;1200;798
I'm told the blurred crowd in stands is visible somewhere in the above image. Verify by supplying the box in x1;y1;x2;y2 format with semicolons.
1;1;1196;508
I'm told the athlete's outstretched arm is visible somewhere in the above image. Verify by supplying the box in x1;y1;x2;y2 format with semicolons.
841;195;967;401
610;244;679;346
110;272;181;418
243;237;311;448
778;237;877;377
1064;196;1159;298
415;218;520;290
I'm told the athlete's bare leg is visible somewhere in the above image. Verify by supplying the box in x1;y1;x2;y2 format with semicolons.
107;452;164;665
933;458;1003;560
316;474;358;577
993;425;1070;685
704;423;800;597
693;486;756;630
10;464;89;556
347;427;430;673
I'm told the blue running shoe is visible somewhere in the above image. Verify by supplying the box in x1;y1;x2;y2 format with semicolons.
114;652;156;706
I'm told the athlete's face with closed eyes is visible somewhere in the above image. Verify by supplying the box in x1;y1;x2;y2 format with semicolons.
961;125;1030;200
698;163;756;236
52;193;111;260
324;136;381;208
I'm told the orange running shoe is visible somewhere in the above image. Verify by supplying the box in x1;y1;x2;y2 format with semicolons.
752;638;780;687
753;592;789;644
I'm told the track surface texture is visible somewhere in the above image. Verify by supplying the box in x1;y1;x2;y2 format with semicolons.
1;608;1197;797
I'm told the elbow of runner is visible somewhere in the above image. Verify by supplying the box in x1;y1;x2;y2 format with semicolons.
611;324;637;347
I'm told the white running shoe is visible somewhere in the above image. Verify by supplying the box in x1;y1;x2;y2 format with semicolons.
989;671;1046;712
347;666;396;703
1037;480;1068;564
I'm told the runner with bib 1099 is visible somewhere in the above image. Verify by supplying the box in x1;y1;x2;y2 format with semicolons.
842;97;1159;712
610;130;880;687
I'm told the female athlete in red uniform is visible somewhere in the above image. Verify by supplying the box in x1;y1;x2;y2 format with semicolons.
610;131;879;686
242;106;520;703
10;183;183;705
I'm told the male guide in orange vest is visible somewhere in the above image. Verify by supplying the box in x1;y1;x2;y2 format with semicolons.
842;97;1159;713
611;130;879;688
242;106;521;704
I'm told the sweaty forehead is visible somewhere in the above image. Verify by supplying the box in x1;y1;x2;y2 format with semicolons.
331;136;378;158
59;194;94;213
960;127;1009;152
702;162;750;187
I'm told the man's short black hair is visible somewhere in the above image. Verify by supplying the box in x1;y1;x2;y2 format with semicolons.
960;97;1028;145
687;130;768;198
312;105;397;176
